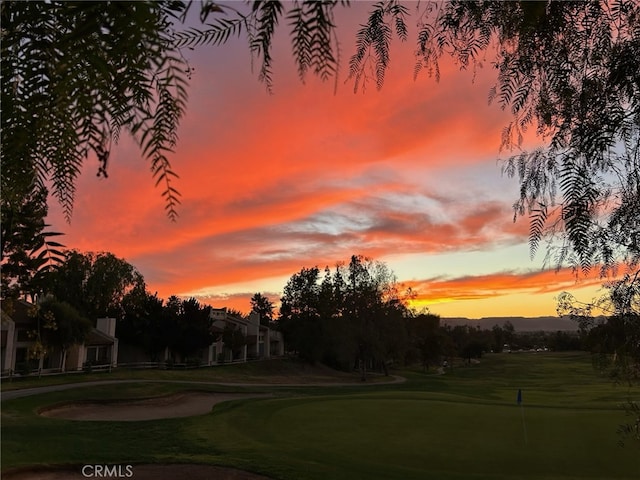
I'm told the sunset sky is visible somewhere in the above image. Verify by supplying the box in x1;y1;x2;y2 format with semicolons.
46;2;604;319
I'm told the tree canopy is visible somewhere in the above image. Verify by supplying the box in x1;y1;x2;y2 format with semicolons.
278;255;414;374
26;297;92;369
36;297;92;352
0;182;64;301
118;289;216;361
118;287;168;359
44;250;146;320
250;292;275;326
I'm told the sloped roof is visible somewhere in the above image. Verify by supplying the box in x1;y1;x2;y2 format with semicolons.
85;328;115;346
2;300;36;325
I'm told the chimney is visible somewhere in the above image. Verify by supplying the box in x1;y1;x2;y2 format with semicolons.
96;318;116;338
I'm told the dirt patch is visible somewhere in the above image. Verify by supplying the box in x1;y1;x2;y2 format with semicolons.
39;392;270;421
2;464;274;480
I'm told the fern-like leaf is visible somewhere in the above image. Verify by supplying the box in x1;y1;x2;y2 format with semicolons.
172;17;246;48
529;203;548;259
348;1;406;92
248;1;284;93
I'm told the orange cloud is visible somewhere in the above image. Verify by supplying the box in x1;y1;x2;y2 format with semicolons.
42;6;560;318
406;268;604;306
123;188;530;299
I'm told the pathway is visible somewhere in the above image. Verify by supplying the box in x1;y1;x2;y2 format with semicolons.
1;375;405;402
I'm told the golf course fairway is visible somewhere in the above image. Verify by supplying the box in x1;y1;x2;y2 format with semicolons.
2;353;638;479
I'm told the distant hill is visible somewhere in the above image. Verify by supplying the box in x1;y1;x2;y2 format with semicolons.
441;316;579;332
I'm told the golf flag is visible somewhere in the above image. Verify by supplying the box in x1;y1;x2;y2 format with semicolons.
517;388;527;444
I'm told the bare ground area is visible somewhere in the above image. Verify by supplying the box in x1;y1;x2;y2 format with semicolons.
38;391;271;421
3;464;274;480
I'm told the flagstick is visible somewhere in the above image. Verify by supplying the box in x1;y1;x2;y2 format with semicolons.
517;388;528;445
520;402;528;445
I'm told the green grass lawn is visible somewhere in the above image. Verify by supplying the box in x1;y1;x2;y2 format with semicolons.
0;358;366;391
2;353;638;479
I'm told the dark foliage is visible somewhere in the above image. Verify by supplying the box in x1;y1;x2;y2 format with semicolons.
118;287;169;359
119;294;213;360
278;255;414;374
44;250;145;321
35;297;92;353
250;292;275;326
2;1;187;219
0;183;65;301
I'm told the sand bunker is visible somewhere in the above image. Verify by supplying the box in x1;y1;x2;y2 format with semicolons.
3;464;274;480
14;395;275;479
39;392;270;421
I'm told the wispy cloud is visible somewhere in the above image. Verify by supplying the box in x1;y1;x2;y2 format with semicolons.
407;268;604;305
44;6;574;318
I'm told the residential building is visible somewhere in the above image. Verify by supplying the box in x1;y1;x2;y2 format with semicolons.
208;308;284;364
0;300;117;375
